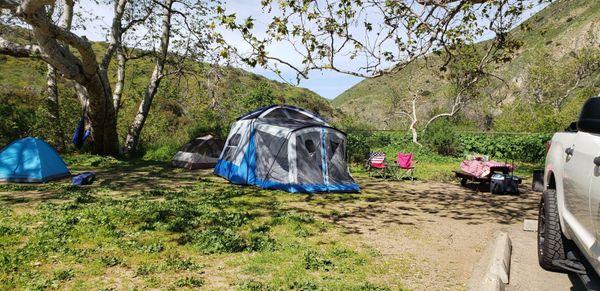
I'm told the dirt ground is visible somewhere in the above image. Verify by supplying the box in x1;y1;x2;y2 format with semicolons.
321;177;541;289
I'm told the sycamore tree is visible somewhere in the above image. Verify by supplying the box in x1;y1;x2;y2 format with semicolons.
217;0;545;80
381;41;506;145
213;0;547;144
0;0;215;155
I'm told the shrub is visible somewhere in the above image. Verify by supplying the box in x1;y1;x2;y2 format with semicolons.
457;132;552;163
346;130;551;163
423;120;459;156
346;130;373;163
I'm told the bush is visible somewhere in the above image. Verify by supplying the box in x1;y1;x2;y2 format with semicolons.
457;132;552;163
346;131;371;163
346;130;551;163
423;120;459;156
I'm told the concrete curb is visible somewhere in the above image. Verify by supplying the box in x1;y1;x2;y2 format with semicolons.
467;231;512;291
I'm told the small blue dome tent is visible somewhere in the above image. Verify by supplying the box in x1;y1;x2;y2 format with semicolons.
214;105;360;193
0;137;70;183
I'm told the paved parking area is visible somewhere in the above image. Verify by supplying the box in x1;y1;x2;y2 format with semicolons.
507;228;581;290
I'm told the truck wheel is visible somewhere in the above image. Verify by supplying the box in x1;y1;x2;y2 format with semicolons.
537;189;568;271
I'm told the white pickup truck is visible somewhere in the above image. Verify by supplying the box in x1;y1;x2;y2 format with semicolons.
538;97;600;278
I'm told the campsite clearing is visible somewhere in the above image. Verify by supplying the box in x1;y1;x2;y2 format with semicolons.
0;156;551;289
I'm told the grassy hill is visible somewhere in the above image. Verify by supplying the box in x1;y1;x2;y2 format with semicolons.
0;38;338;157
332;0;600;131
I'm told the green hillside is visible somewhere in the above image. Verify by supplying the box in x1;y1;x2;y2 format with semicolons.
0;40;338;157
332;0;600;131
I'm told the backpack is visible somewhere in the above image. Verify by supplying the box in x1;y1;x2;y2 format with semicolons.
71;172;96;186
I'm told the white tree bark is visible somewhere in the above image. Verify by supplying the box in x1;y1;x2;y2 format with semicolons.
45;66;64;148
0;37;42;57
123;0;174;154
409;95;421;146
113;50;126;115
44;0;74;150
2;0;121;155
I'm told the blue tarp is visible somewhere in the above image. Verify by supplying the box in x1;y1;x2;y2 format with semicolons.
72;115;91;149
0;137;71;183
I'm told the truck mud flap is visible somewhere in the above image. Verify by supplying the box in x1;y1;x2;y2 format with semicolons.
553;250;600;290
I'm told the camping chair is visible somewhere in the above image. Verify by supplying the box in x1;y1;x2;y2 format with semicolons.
394;152;417;180
366;152;388;178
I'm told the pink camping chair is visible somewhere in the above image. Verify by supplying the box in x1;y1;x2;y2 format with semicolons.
366;152;388;178
394;152;417;180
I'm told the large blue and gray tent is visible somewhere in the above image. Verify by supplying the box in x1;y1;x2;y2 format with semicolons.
0;137;70;183
214;105;359;193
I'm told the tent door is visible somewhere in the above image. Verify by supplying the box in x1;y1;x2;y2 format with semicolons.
295;130;324;185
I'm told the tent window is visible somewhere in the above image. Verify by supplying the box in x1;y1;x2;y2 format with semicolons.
223;133;241;160
328;140;340;160
228;134;241;147
305;139;317;154
264;108;314;121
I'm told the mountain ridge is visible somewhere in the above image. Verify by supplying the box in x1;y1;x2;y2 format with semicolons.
331;0;600;130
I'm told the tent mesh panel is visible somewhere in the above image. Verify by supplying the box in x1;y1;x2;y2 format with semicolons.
326;133;353;185
263;108;314;121
255;130;289;183
295;131;323;184
222;133;241;161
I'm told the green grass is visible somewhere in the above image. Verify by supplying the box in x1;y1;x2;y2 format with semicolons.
0;155;406;290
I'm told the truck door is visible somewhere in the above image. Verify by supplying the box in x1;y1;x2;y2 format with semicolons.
588;133;600;244
563;132;596;245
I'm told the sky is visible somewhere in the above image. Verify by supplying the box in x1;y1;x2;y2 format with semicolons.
75;0;548;100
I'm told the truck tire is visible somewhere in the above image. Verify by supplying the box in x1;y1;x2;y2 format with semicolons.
537;189;568;271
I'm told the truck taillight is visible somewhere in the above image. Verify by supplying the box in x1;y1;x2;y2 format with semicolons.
546;140;552;154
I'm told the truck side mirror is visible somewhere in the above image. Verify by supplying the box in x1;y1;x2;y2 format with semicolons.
577;97;600;134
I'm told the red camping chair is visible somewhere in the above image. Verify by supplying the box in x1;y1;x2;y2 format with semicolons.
366;152;387;178
394;152;417;180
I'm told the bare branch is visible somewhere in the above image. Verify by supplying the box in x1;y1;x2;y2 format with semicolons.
0;36;42;57
0;0;19;10
416;0;487;5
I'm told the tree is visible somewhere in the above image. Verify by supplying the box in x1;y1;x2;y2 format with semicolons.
44;0;74;151
217;0;544;81
0;0;215;155
242;81;276;109
0;0;139;154
382;38;515;145
122;0;175;155
121;0;216;154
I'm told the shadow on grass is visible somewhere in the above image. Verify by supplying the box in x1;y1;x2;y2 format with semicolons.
280;174;541;234
1;158;542;236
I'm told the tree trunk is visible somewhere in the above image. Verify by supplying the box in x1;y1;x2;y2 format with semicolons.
45;64;65;150
113;51;126;116
81;73;120;155
409;96;422;146
123;0;174;155
2;0;121;155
